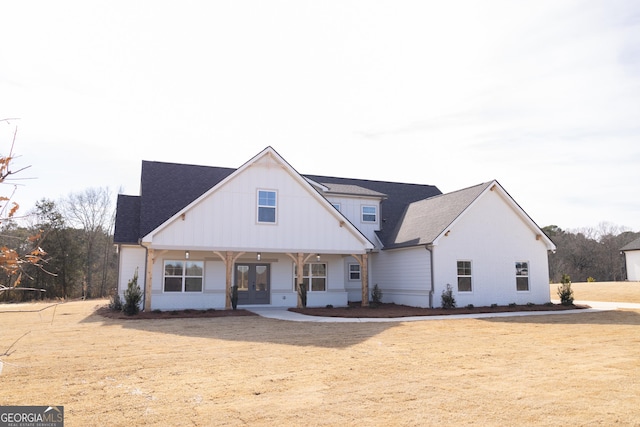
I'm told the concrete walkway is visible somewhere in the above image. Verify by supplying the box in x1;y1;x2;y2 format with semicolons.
247;300;640;323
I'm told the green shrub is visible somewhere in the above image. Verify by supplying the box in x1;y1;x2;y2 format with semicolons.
108;292;122;312
371;284;383;306
526;302;535;307
509;302;517;307
490;303;498;308
298;283;307;308
587;276;596;283
441;284;456;309
557;274;574;306
231;284;239;310
466;304;474;309
122;269;142;316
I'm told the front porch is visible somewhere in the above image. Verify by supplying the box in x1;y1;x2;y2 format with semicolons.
136;248;371;311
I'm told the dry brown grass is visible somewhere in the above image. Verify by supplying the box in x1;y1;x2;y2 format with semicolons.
1;282;639;426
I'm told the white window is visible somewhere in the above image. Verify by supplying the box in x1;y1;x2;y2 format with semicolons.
164;260;203;292
349;263;361;281
362;205;377;223
516;261;529;291
257;190;277;223
457;260;472;292
294;263;327;292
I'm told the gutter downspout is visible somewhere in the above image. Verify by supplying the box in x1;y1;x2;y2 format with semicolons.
138;239;149;311
426;244;435;308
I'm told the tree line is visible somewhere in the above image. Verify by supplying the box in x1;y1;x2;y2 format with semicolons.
0;187;117;302
544;223;640;283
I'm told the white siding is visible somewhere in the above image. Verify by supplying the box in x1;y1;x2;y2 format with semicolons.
326;195;381;246
148;252;348;310
149;155;370;254
117;245;146;299
626;251;640;281
432;189;551;307
372;247;432;307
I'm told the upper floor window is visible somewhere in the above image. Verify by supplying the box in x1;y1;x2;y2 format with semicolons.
164;260;203;292
362;205;377;223
257;190;277;223
332;202;341;212
516;261;529;291
457;260;472;292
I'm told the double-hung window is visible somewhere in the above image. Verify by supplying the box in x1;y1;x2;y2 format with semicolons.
294;263;327;291
362;205;377;223
516;261;529;291
164;260;204;292
257;190;277;223
348;263;361;281
457;260;472;292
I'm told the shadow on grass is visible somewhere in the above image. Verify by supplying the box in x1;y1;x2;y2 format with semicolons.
80;307;399;349
481;308;640;326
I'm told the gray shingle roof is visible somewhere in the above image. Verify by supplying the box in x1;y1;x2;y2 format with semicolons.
386;182;492;249
621;236;640;251
114;160;442;247
320;183;388;198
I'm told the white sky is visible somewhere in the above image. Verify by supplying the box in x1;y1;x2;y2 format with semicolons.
2;0;639;231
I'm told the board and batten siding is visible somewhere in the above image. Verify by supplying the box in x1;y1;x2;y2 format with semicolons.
148;156;369;254
326;195;382;248
372;247;432;308
626;251;640;281
432;188;551;307
117;245;146;298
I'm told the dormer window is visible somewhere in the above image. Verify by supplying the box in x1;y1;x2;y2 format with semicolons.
258;190;277;223
362;205;377;223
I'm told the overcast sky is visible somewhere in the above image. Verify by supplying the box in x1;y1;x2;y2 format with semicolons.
2;1;639;232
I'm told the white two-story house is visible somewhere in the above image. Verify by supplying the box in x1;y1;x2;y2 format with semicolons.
114;147;555;310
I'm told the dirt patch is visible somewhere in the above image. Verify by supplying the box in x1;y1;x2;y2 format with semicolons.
96;306;257;320
290;302;588;318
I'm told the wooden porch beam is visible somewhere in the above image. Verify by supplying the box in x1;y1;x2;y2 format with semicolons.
144;248;154;312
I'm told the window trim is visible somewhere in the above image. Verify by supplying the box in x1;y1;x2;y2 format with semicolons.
348;263;361;281
163;259;204;293
294;262;328;292
361;205;377;223
516;261;530;292
457;260;473;293
257;189;277;224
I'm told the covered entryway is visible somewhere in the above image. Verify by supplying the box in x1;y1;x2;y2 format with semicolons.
235;263;270;304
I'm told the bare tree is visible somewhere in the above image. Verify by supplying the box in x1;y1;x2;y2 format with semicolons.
61;187;114;298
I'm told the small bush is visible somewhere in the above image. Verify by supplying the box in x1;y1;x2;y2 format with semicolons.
152;309;162;314
526;302;535;307
490;303;498;308
298;283;307;308
509;302;517;307
371;284;383;305
122;269;142;316
325;304;333;309
557;274;574;306
109;292;122;312
587;276;596;283
441;284;456;309
466;304;474;309
231;285;239;310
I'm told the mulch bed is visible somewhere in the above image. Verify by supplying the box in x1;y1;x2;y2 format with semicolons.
96;302;588;320
96;306;258;320
289;302;590;318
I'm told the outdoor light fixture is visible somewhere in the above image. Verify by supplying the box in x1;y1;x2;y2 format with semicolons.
316;254;321;262
185;250;190;259
257;253;261;261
